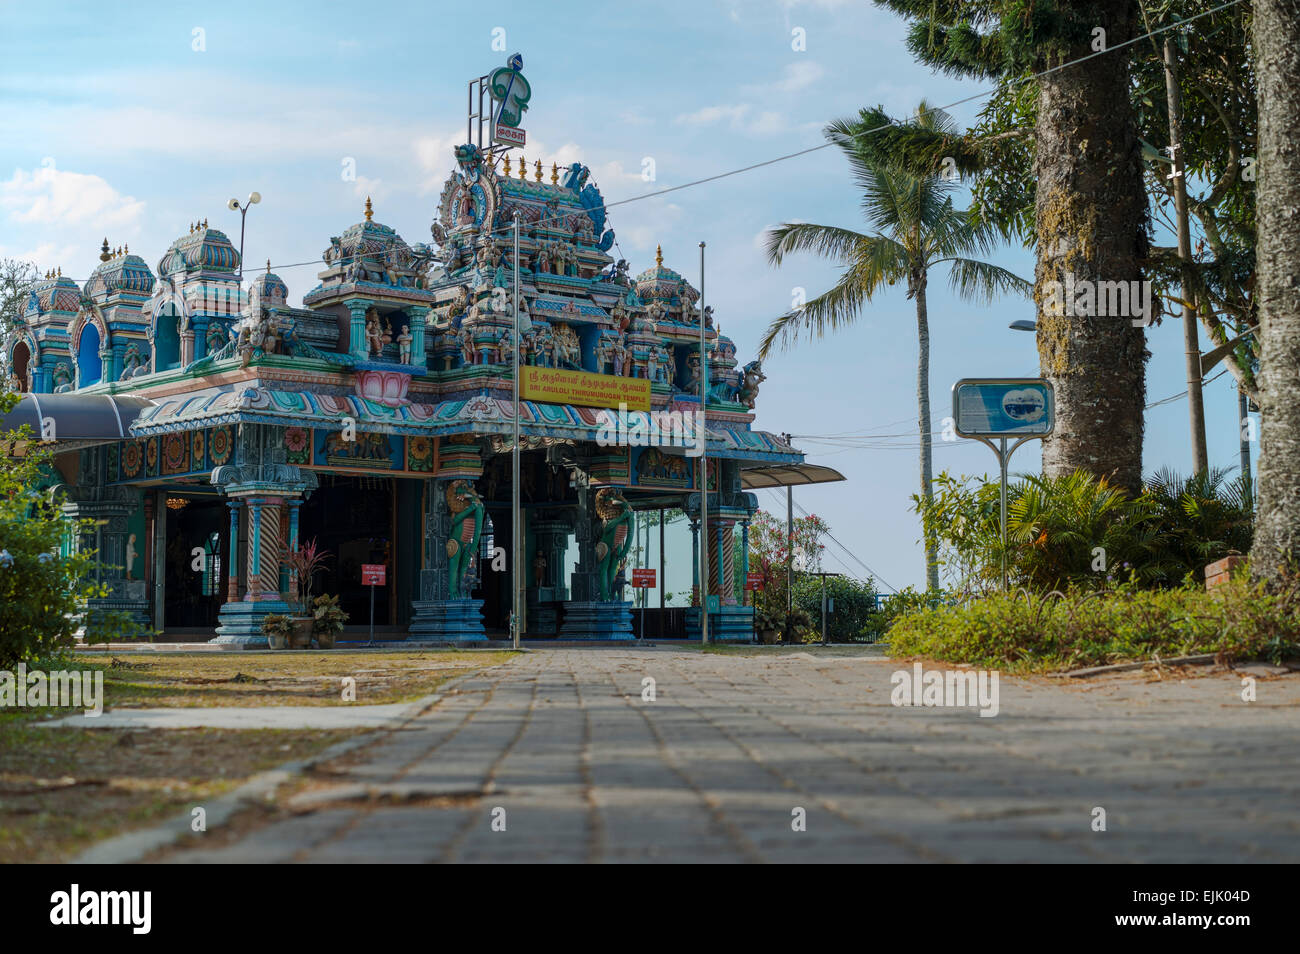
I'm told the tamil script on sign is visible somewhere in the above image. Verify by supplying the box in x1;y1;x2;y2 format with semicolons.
521;367;651;413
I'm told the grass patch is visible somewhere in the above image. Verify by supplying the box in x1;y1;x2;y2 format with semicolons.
0;650;515;862
0;723;356;863
75;650;516;709
886;576;1300;673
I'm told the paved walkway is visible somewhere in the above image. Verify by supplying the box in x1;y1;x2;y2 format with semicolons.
43;701;419;730
157;649;1300;863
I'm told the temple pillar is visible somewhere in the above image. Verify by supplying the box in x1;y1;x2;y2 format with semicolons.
407;306;428;369
684;481;755;642
212;424;318;644
345;299;372;359
409;440;487;640
559;483;633;640
526;511;573;635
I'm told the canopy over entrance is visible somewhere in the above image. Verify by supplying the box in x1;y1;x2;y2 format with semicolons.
739;462;846;489
0;394;156;449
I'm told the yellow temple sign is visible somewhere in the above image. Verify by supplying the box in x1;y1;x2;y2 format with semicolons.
521;367;651;413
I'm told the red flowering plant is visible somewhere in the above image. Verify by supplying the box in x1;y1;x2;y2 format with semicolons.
285;537;331;614
744;509;829;635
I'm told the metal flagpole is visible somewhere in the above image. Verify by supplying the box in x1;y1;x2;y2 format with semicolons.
512;212;523;649
699;241;709;645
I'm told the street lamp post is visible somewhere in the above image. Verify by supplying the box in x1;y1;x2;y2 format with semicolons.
226;192;262;282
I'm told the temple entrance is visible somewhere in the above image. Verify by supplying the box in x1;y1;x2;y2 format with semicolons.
298;474;394;628
163;496;228;629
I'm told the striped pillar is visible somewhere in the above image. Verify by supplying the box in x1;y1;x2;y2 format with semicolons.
246;500;262;599
226;501;241;601
259;498;283;600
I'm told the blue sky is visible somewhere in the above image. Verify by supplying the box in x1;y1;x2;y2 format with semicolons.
0;0;1256;594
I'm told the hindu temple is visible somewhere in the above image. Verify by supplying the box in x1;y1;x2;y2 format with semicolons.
3;58;815;644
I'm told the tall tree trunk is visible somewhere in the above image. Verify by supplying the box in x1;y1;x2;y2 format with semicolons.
1034;0;1148;493
1249;0;1300;585
915;274;939;592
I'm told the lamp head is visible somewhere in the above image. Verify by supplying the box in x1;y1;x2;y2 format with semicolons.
248;191;261;205
227;198;240;211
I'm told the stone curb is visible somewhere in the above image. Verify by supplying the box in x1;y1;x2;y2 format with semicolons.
71;661;509;864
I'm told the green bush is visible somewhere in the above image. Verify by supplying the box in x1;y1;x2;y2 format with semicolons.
0;403;141;665
886;572;1300;672
915;468;1254;596
793;574;883;642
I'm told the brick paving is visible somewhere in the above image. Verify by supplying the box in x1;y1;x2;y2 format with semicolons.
158;649;1300;863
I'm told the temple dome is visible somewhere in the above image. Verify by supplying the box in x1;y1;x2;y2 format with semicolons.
249;263;289;309
23;273;82;322
84;241;155;299
635;245;696;304
158;224;239;277
331;197;411;264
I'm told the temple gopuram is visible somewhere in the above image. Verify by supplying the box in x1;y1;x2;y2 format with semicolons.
3;60;815;644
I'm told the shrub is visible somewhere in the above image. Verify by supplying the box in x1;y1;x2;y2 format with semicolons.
0;400;141;666
915;468;1255;596
793;574;881;642
886;572;1300;672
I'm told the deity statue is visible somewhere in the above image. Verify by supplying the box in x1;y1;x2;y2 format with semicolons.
398;325;412;364
446;479;485;599
533;549;548;589
532;325;554;367
534;243;552;274
365;308;385;356
125;534;137;580
594;336;612;374
594;488;634;602
206;320;228;356
738;359;766;409
611;336;627;377
120;344;143;380
51;362;73;393
460;327;475;367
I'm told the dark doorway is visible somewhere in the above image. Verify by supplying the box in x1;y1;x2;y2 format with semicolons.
163;496;227;628
299;475;393;627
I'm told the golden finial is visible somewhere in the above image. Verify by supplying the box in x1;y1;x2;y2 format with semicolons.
551;162;559;185
655;244;663;267
503;155;512;177
364;196;374;222
124;243;129;254
57;266;61;277
100;238;111;262
534;160;542;182
518;155;527;179
202;218;208;229
266;258;272;273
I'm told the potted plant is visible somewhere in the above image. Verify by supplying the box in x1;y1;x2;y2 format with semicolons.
261;613;294;650
311;593;349;649
753;607;781;645
285;538;331;649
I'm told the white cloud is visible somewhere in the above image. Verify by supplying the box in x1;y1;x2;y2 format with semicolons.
0;240;82;272
1;165;144;230
674;103;789;136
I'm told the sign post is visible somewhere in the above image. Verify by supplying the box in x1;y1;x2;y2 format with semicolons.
362;563;386;645
631;569;656;640
951;378;1055;592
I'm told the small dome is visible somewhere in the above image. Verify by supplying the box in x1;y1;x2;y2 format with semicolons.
330;197;412;265
158;224;239;277
23;273;81;322
635;245;696;305
84;242;155;299
249;262;289;309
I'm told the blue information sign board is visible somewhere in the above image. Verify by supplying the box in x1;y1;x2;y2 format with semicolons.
952;378;1054;438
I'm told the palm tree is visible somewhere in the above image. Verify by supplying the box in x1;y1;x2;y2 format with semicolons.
759;102;1030;593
